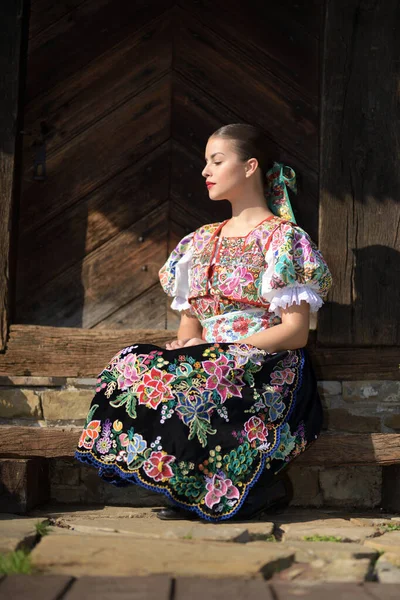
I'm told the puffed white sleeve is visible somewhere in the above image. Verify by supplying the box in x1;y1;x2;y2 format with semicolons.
261;222;332;317
158;232;195;313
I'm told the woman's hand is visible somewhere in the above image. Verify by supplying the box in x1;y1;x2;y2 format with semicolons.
165;339;190;350
183;337;205;347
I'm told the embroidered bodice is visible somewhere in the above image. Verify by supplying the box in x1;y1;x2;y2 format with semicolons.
159;216;332;343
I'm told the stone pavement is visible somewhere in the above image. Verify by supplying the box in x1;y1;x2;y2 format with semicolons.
1;506;400;583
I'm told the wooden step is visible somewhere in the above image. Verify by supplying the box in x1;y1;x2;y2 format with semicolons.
0;426;399;466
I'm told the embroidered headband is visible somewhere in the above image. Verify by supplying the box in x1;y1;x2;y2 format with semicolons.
265;162;297;224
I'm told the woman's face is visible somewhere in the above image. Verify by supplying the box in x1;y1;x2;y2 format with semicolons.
201;137;250;201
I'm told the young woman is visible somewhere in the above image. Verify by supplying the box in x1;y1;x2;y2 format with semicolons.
75;124;332;522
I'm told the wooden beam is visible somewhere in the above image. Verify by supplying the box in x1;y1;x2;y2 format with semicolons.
1;426;399;466
0;0;26;350
318;0;400;346
0;325;398;380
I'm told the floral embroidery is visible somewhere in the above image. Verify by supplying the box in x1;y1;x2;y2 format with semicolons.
244;416;268;443
126;434;147;465
203;354;245;402
136;367;175;409
159;219;332;326
204;474;240;509
143;451;175;482
274;424;297;460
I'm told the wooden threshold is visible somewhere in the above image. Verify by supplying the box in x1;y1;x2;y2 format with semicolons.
0;325;399;380
1;426;400;466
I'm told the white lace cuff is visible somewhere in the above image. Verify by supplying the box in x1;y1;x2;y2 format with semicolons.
171;247;193;311
266;284;324;317
170;297;192;311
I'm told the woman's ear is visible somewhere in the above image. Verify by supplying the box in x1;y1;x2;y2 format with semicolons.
245;157;259;177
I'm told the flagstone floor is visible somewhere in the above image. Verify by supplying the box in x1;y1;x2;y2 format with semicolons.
1;505;400;597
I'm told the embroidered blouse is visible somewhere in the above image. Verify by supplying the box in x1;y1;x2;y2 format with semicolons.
159;216;332;343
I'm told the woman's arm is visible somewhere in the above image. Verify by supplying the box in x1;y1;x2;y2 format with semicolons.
166;314;203;350
241;301;310;353
178;313;203;340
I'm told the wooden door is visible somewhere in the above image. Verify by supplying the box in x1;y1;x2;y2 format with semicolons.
16;0;322;330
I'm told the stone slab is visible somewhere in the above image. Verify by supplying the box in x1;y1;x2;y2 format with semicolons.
287;467;322;507
364;531;400;553
279;518;378;543
271;558;373;583
0;377;66;387
0;515;46;553
256;541;378;563
319;466;382;508
29;505;160;521
350;516;400;528
0;389;42;419
56;516;274;543
375;555;400;583
343;381;400;403
30;534;295;578
41;390;93;421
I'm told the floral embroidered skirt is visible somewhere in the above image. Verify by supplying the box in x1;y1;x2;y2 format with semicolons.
75;342;323;522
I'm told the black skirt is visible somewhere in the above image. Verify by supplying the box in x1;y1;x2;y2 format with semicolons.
75;342;322;522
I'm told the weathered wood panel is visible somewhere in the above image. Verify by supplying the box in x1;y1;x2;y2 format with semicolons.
0;575;73;600
0;0;25;350
26;0;174;102
63;576;172;600
1;425;400;466
16;1;321;331
318;0;400;346
28;0;86;40
174;578;272;600
178;0;321;101
16;205;168;328
20;76;171;235
94;285;171;331
24;13;172;158
0;326;398;380
17;143;170;303
174;9;319;171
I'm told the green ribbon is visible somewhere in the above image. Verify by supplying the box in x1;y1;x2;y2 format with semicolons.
265;162;297;224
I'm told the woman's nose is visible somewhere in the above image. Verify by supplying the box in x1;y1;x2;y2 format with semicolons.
202;165;210;178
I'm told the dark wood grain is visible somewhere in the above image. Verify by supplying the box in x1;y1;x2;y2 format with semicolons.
0;458;49;513
174;578;273;600
1;426;400;466
20;76;171;236
16;205;168;328
0;575;72;600
364;583;400;599
318;0;400;346
26;0;174;102
24;13;172;158
16;143;170;302
63;576;172;600
174;10;319;170
28;0;87;40
271;582;372;600
93;285;170;331
0;0;24;350
0;326;172;377
0;326;399;380
178;0;320;102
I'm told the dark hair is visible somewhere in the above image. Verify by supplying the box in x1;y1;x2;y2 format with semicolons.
210;123;272;182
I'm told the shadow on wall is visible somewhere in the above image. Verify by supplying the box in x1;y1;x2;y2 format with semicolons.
319;245;400;346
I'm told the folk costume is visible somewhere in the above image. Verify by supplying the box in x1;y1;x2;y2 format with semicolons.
75;164;332;522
